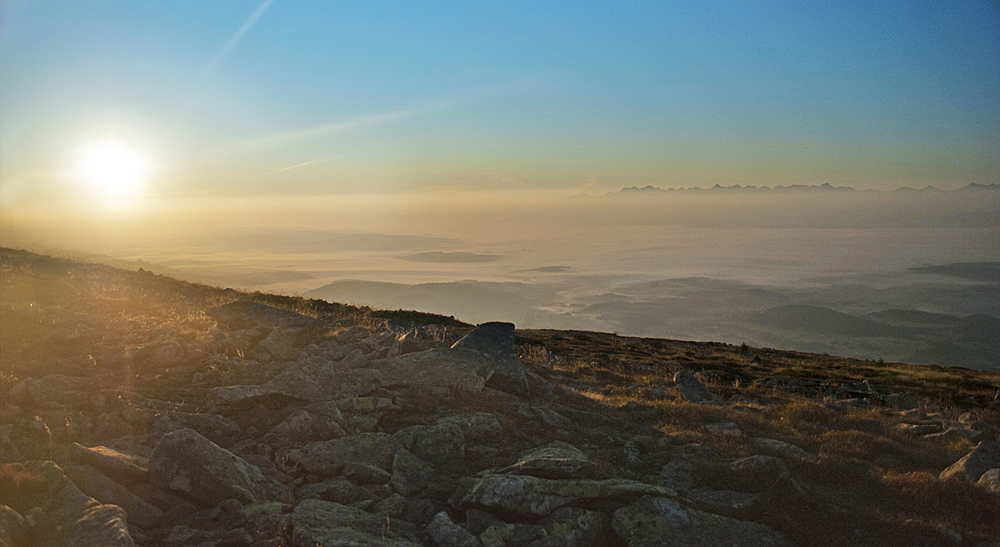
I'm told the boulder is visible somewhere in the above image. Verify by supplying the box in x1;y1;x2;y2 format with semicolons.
940;440;1000;482
211;363;381;405
975;468;1000;493
150;428;274;504
437;413;503;444
22;374;98;408
68;442;149;482
427;511;482;547
456;474;674;517
391;448;436;497
611;496;792;547
298;432;400;475
534;506;613;547
0;505;26;547
413;422;465;466
673;369;722;405
499;441;598;480
264;402;345;446
285;499;423;546
747;437;817;463
63;463;163;528
895;423;941;436
452;322;529;396
206;301;317;332
373;347;496;393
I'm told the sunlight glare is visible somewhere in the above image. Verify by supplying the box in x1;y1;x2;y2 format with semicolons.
76;140;148;202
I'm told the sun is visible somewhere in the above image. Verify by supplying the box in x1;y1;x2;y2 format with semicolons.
76;140;149;202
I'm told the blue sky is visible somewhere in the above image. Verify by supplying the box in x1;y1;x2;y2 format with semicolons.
2;0;999;203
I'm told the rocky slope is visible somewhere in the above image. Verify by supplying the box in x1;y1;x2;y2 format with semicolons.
1;247;999;547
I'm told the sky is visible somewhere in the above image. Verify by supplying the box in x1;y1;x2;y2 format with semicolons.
1;1;1000;217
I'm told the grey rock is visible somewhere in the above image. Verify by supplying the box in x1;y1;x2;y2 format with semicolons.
206;301;317;332
413;422;465;466
391;448;436;497
68;442;149;482
161;525;223;547
299;432;400;475
500;441;598;480
895;423;941;436
975;468;1000;493
940;440;1000;482
373;493;408;519
294;477;372;505
456;474;674;517
673;369;722;405
342;461;392;485
373;347;496;393
704;422;741;435
0;505;26;547
63;463;163;528
212;363;381;405
659;459;695;493
437;413;503;444
286;499;422;546
428;511;482;547
150;428;274;504
747;437;818;463
264;402;345;446
922;427;982;441
686;487;761;516
611;496;792;547
452;322;529;396
25;374;99;408
517;404;573;428
531;506;613;547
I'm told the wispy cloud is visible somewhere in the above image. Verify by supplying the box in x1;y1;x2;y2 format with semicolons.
202;0;276;75
270;158;330;173
218;79;545;155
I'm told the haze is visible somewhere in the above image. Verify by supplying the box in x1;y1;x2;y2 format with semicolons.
2;2;999;370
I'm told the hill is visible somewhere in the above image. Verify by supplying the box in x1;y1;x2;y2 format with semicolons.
1;247;998;547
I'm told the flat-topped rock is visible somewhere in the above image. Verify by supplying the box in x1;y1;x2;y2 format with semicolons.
452;322;529;395
206;301;318;331
499;441;598;480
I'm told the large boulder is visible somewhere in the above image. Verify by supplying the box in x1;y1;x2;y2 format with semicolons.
297;432;400;475
611;496;792;547
456;474;674;517
211;363;381;405
373;347;496;393
206;301;317;332
63;464;163;528
536;506;614;547
150;428;275;504
437;413;503;444
452;322;529;396
499;441;598;480
68;442;149;482
673;369;722;405
427;511;481;547
940;440;1000;482
285;499;422;547
390;448;436;497
263;402;345;446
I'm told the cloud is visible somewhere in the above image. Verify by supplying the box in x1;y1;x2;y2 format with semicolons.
270;158;329;173
202;0;276;75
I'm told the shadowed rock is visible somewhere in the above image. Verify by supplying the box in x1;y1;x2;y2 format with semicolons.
150;428;275;504
286;499;423;546
940;440;1000;482
611;495;792;547
673;369;722;405
64;463;163;528
452;322;529;395
499;441;598;480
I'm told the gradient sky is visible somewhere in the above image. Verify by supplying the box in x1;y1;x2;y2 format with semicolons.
2;0;999;210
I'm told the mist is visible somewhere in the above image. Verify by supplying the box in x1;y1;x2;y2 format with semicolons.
4;186;999;370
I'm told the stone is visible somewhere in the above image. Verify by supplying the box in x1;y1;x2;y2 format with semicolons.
391;448;436;497
427;511;482;547
532;506;613;547
673;369;722;405
68;442;149;482
895;423;941;436
611;496;792;547
298;432;401;475
922;427;982;441
150;428;274;505
341;461;392;485
337;396;395;414
152;411;243;448
704;422;741;435
686;487;761;516
747;437;818;463
340;348;369;368
517;404;573;428
285;499;423;546
456;474;674;517
63;463;163;528
940;440;1000;482
413;422;465;466
212;363;381;405
0;505;26;547
499;441;598;480
452;322;529;396
659;460;695;494
294;478;372;505
264;402;345;446
975;468;1000;493
437;413;503;444
373;347;496;393
24;374;98;407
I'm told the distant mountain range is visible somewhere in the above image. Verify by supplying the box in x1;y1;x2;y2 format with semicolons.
618;183;1000;194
